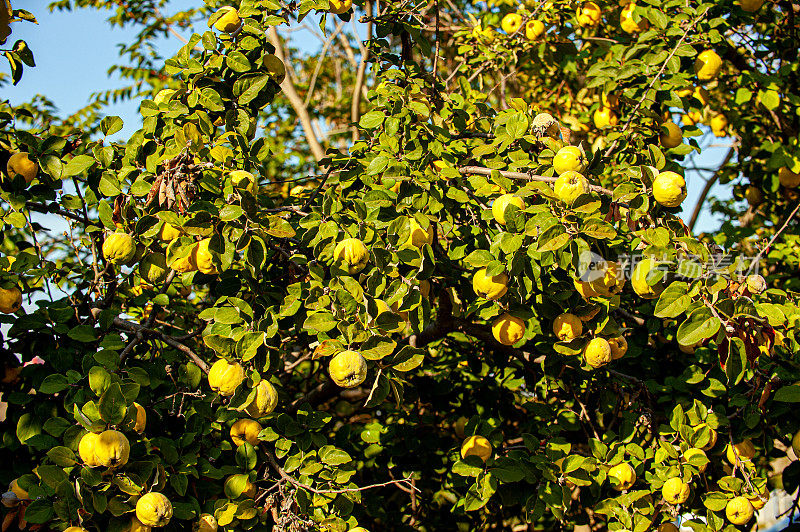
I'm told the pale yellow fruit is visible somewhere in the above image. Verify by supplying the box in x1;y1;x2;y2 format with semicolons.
454;416;468;439
158;223;182;241
710;113;728;137
94;430;131;468
791;429;800;458
584;338;612;368
492;313;526;346
198;513;218;532
79;432;102;466
593;107;618;128
103;233;137;265
657;524;679;532
132;402;146;433
553;313;583;341
501;12;523;33
745;274;767;294
608;336;628;360
659;122;683;149
682;110;705;126
554;171;589;205
492;194;525;225
553;146;587;175
631;257;665;299
6;152;38;183
725;496;754;525
472;268;509;300
460;435;492;462
620;3;649;33
652;171;687;208
246;379;279;418
64;528;90;532
334;238;369;274
136;492;173;527
779;167;800;188
406;218;434;247
213;7;241;33
662;477;691;505
230;170;258;193
726;439;756;465
208;359;246;396
740;0;765;11
328;0;353;14
0;286;22;314
192;238;218;275
589;261;625;296
608;463;636;490
230;418;262;447
576;2;602;26
329;350;368;388
684;447;707;472
694;50;722;82
525;19;545;40
170;250;197;273
574;279;599;299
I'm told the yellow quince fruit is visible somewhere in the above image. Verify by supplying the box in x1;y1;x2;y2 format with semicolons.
208;359;245;396
230;418;262;447
620;3;649;33
158;222;182;241
492;194;525;225
328;0;353;14
725;496;754;525
553;313;583;341
198;513;219;532
652;171;687;207
103;233;137;265
0;286;22;314
553;146;587;175
584;338;612;368
406;218;434;248
246;379;279;418
136;492;173;527
694;49;722;82
739;0;765;11
525;19;545;40
94;430;131;468
608;336;628;360
684;447;708;472
230;170;258;194
725;439;756;465
501;12;523;33
576;1;602;26
212;7;241;33
6;152;38;184
593;106;618;128
659;122;683;149
192;238;218;275
608;463;636;490
662;477;691;505
460;435;492;462
334;238;369;274
79;431;102;467
492;313;526;346
328;350;368;388
554;170;589;204
472;268;509;300
631;257;665;299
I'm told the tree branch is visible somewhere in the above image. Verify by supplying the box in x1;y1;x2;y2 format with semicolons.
458;166;614;196
267;26;326;162
688;146;735;232
351;0;373;142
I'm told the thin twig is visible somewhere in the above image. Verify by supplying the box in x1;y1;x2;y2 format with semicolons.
458;166;614;196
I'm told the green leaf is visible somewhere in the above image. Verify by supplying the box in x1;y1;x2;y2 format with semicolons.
39;374;69;394
359;111;385;129
303;312;338;333
774;385;800;403
676;307;720;346
98;383;128;424
100;116;124;136
17;413;42;444
655;281;691;318
198;87;225;112
361;335;397;360
62;155;96;178
319;445;352;466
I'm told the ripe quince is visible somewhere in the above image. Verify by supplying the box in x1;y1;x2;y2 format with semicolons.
208;359;245;396
593;106;618;128
501;12;523;33
659;122;683;149
94;429;131;468
230;170;258;194
553;313;583;341
460;435;492;462
584;338;612;368
230;418;262;446
652;171;687;207
406;218;434;247
554;170;589;204
492;194;525;225
6;152;38;183
198;513;219;532
684;447;708;472
246;379;279;418
739;0;765;11
662;477;691;504
725;439;755;465
79;432;102;466
328;0;353;14
213;7;241;33
694;50;722;82
472;268;509;300
328;350;368;388
136;492;173;527
492;313;526;346
192;238;218;275
0;286;22;314
103;233;137;265
576;1;602;26
158;222;182;241
620;3;649;33
525;19;545;40
631;257;665;299
608;336;628;359
334;238;369;274
553;146;587;175
725;496;754;525
608;462;636;490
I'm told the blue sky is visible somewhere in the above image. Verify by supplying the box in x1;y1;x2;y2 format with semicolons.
2;3;734;233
